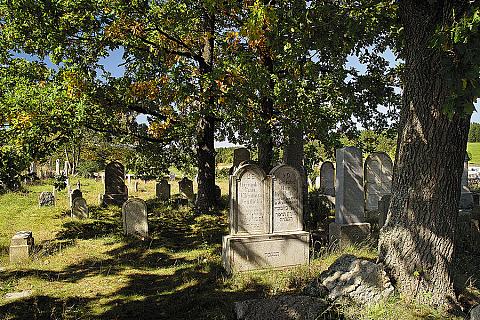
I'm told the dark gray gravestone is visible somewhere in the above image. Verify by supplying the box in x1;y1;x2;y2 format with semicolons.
39;192;55;207
122;198;148;239
70;189;83;208
179;177;194;201
320;161;335;196
103;161;128;206
71;197;88;219
156;180;170;201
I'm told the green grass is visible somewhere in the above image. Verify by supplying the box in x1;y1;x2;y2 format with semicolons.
0;178;477;319
468;142;480;165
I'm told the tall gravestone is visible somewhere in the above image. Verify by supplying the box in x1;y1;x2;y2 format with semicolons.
122;198;148;239
364;152;393;213
156;180;170;201
460;155;474;210
179;177;194;201
103;161;128;206
229;148;251;174
319;161;335;196
55;159;61;175
223;163;309;273
72;197;88;219
330;147;370;248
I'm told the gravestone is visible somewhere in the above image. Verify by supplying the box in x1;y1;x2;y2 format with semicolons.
122;198;148;239
364;152;393;212
71;197;88;219
319;161;335;196
134;180;139;192
460;155;474;210
223;163;309;273
156;180;170;201
29;162;36;176
270;164;303;233
9;231;34;264
103;161;128;206
55;159;60;175
39;191;55;206
315;176;321;189
229;147;251;174
330;147;370;248
69;188;83;208
64;161;70;176
179;177;194;201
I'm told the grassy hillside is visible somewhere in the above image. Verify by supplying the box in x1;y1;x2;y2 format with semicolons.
468;142;480;165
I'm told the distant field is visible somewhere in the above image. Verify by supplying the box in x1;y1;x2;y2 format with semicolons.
468;142;480;165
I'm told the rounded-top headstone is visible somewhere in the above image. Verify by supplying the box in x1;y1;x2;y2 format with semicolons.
320;161;335;196
122;198;148;238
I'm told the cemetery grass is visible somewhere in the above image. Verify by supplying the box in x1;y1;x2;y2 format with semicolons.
0;180;477;319
467;142;480;165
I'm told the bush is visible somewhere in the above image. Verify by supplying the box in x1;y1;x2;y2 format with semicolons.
76;160;102;178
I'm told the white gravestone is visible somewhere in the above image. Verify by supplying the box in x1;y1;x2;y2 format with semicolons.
55;159;60;175
122;198;148;238
364;152;393;212
269;164;303;233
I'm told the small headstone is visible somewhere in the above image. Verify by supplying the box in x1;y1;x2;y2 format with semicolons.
69;188;83;208
179;177;194;201
39;191;55;207
71;197;88;219
134;180;139;192
122;198;148;239
55;159;60;175
156;180;171;201
319;161;335;196
364;152;393;212
10;231;34;263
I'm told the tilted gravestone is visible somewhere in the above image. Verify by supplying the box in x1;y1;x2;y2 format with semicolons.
71;197;88;219
103;161;128;206
364;152;393;213
179;177;194;201
69;189;83;208
10;231;34;263
156;180;171;201
39;191;55;207
319;161;335;196
122;198;148;239
330;146;370;248
223;163;309;273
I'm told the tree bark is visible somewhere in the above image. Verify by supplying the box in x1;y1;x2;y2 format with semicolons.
378;0;471;306
195;8;217;213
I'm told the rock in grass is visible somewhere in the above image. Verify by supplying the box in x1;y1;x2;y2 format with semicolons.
235;295;329;320
305;254;394;305
471;304;480;320
5;290;32;300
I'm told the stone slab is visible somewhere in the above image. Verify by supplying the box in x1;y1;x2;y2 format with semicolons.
122;198;148;239
329;222;371;249
222;231;309;273
10;231;34;264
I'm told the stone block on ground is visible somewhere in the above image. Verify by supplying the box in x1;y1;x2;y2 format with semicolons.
305;254;393;305
329;222;371;249
10;231;34;263
5;290;33;300
235;295;329;320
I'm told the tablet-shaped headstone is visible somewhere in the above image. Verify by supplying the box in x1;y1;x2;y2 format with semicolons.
270;164;303;233
320;161;335;196
70;188;83;208
364;152;393;211
179;177;194;200
230;164;268;235
122;198;148;238
105;161;126;195
156;180;171;201
72;197;88;219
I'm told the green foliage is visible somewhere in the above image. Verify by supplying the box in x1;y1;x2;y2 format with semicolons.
76;160;102;178
53;173;67;191
469;122;480;142
215;147;234;165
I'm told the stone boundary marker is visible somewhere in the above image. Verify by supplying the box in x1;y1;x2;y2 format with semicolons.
10;231;34;263
223;163;309;273
122;198;148;239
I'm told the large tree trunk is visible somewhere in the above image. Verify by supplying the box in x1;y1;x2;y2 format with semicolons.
378;1;471;306
195;8;216;213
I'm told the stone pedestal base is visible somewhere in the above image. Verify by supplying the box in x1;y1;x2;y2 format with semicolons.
329;222;371;249
222;231;310;274
102;193;128;206
10;231;34;264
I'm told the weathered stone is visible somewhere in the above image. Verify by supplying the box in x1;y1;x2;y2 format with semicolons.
235;295;329;320
315;176;321;190
335;147;365;224
302;280;329;298
71;197;88;219
10;231;34;263
470;304;480;320
179;177;194;201
133;180;139;192
69;188;83;208
156;180;170;201
222;232;309;273
103;161;128;206
269;164;303;233
316;254;394;305
319;161;335;196
378;194;391;228
229;163;268;235
364;152;393;212
38;191;55;207
233;147;251;168
122;198;148;239
64;161;70;176
329;222;371;249
5;290;33;300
